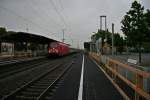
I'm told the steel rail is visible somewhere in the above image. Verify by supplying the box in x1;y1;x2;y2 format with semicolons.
37;61;73;100
0;59;51;79
1;61;73;100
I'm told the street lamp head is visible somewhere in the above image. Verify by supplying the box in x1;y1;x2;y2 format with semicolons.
100;15;106;17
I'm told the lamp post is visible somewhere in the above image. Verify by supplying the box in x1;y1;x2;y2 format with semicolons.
100;15;107;31
62;29;65;43
112;23;114;56
100;15;107;54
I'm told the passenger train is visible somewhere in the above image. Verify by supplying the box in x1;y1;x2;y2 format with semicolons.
48;42;70;57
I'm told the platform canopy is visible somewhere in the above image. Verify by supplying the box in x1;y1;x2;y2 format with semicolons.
0;32;57;44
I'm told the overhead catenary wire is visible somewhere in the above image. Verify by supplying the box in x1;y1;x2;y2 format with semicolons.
29;0;68;38
0;5;54;34
57;0;69;20
58;0;64;11
54;0;76;44
28;0;74;44
57;0;72;32
0;0;76;45
29;0;61;28
48;0;68;28
26;0;52;29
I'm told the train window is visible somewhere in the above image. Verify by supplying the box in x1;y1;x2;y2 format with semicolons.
50;42;58;48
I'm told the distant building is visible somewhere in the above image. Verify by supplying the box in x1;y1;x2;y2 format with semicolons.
1;42;14;56
90;34;97;52
95;38;102;53
103;42;111;54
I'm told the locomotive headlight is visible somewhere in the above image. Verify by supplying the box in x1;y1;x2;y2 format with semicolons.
55;49;58;53
49;50;51;53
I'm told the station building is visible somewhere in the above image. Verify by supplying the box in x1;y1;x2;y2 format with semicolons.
0;32;56;57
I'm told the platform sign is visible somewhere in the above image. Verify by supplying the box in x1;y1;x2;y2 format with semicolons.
127;58;137;64
96;38;102;53
84;42;90;51
1;42;14;55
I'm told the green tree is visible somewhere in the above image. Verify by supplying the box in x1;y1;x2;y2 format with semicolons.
93;29;112;54
93;29;125;54
95;29;112;45
0;27;7;53
144;9;150;41
121;1;148;64
145;10;150;28
114;33;124;54
0;27;7;37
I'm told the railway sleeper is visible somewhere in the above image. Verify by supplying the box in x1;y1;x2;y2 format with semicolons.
21;91;41;96
53;85;59;89
26;88;45;92
46;75;58;77
43;90;57;99
46;92;54;96
36;80;54;83
41;77;57;80
33;83;51;87
51;88;57;92
55;81;64;85
29;85;48;89
16;95;37;100
33;83;51;86
19;88;56;99
44;96;53;100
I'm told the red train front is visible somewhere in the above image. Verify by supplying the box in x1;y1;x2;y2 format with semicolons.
48;42;70;57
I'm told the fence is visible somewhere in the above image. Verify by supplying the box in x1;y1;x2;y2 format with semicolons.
90;52;150;100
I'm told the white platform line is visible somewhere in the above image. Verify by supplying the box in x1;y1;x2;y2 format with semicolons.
78;55;84;100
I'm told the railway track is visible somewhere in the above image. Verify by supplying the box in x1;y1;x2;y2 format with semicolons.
0;54;76;79
1;61;73;100
0;57;45;66
0;58;51;79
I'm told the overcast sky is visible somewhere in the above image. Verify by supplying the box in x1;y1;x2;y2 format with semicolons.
0;0;150;48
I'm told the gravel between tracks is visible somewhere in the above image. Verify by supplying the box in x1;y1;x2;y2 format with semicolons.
0;58;52;79
0;55;75;98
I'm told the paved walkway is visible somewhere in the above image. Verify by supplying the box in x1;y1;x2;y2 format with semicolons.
83;55;123;100
0;56;45;66
51;54;123;100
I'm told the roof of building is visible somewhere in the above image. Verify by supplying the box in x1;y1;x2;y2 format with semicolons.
1;32;57;44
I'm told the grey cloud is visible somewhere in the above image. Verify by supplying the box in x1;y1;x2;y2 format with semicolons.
0;0;149;48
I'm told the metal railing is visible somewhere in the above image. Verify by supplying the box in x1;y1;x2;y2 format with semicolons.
90;52;150;100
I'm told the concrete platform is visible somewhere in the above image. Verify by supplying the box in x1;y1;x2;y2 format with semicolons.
51;53;123;100
0;56;45;66
83;55;123;100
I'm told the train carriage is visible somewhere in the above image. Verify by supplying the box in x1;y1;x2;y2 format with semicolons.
48;42;70;57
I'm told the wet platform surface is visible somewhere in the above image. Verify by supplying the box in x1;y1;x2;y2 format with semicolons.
51;54;122;100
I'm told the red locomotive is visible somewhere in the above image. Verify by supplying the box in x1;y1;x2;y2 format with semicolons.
48;42;70;57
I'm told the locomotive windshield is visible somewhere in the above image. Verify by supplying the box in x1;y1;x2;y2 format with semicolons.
50;42;58;48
